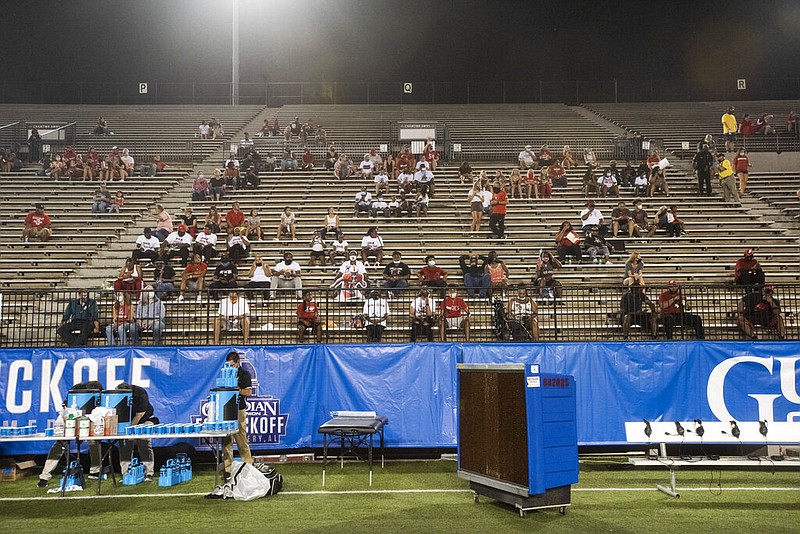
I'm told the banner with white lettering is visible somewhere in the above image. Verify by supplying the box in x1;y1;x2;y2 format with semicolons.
0;342;797;454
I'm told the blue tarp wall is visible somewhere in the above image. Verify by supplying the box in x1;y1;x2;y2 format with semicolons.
1;342;798;454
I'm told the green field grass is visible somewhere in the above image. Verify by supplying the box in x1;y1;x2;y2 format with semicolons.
0;460;798;533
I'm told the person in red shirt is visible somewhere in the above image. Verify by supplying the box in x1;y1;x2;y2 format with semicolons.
734;248;765;288
733;148;751;194
739;114;756;136
555;221;581;263
23;203;52;245
301;149;315;170
296;290;322;343
488;183;508;239
225;201;246;235
549;159;567;189
423;142;439;171
418;255;448;288
646;150;661;169
177;253;208;302
658;280;705;340
440;288;470;341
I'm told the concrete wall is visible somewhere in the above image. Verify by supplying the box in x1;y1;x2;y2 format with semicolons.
747;152;800;173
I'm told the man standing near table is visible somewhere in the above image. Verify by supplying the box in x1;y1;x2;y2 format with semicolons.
222;351;253;478
117;382;157;482
37;381;104;488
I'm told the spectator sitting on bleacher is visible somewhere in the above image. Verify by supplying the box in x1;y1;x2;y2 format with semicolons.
120;148;135;176
584;226;612;264
611;201;632;237
321;207;340;240
152;259;175;300
132;286;165;346
646;149;660;170
325;144;338;171
133;228;160;264
555;221;581;264
154;204;173;241
630;199;654;237
374;168;389;195
245;208;262;241
562;145;576;169
210;170;226;201
315;125;326;146
329;232;349;265
225;201;245;235
396;146;414;175
486;251;510;296
633;165;648;197
397;167;414;194
198;121;210;139
301;149;315;170
245;254;272;301
370;193;388;218
210;117;224;139
440;288;470;342
506;286;539;341
334;154;351;180
734;249;765;288
21;202;51;246
49;153;64;180
756;113;775;135
653;205;669;234
384;153;396;179
579;199;604;235
94;116;111;136
583;148;597;169
423;143;439;171
239;132;254;157
359;154;374;178
738;285;786;340
409;288;436;342
271;252;303;300
309;230;326;266
460;252;490;298
549;159;567;189
191;173;209;202
387;195;400;217
368;148;383;171
297;290;323;343
619;160;635;188
534;251;563;299
179;207;199;237
289;117;302;138
209;252;238;298
114;257;143;296
786;111;798;135
415;185;430;218
164;224;193;267
739;114;756;136
363;290;390;343
177;253;207;303
395;190;413;217
91;180;112;214
241;160;260;189
194;225;218;261
383;251;412;294
539;167;554;198
509;168;523;199
597;166;620;197
332;252;368;302
227;227;250;263
582;166;598;196
624;251;645;287
263;151;277;172
418;255;448;288
58;290;99;346
647;163;669;197
224;160;240;189
459;160;472;184
538;145;554;167
214;290;250;345
666;204;685;238
140;155;167;177
257;118;271;137
274;206;297;241
82;148;99;180
361;226;385;265
204;205;222;234
659;280;705;340
354;186;372;217
620;285;657;339
106;292;134;346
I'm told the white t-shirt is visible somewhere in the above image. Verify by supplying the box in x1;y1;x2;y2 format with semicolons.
121;155;134;167
225;158;239;169
371;199;388;210
414;170;433;184
480;190;493;208
280;212;296;225
240;138;254;148
374;172;389;184
598;174;617;187
165;232;193;246
274;260;301;279
355;191;372;204
359;160;374;175
332;239;348;253
339;260;367;276
518;150;535;164
410;296;436;317
136;235;160;252
580;208;604;227
634;174;648;186
218;298;250;317
363;299;390;322
199;124;210;135
311;236;325;252
228;235;248;248
250;265;270;283
195;232;218;247
361;235;384;250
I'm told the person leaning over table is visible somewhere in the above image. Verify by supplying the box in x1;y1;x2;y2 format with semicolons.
37;380;105;488
117;382;157;481
222;351;253;479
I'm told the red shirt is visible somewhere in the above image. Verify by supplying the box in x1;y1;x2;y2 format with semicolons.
226;209;245;227
491;191;507;215
549;164;565;178
297;301;318;321
113;304;133;326
419;265;446;281
424;148;439;163
442;297;467;318
25;212;50;228
184;262;208;277
733;155;750;172
658;290;682;315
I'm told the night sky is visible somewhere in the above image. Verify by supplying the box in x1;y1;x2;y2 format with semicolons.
2;0;798;85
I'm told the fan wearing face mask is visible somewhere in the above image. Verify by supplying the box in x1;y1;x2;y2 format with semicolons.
132;285;166;345
107;292;135;346
418;255;448;288
382;251;411;296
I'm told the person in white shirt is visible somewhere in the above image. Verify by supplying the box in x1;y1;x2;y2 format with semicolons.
359;155;374;178
374;169;389;195
227;227;251;262
224;154;240;169
164;224;194;266
198;121;210;139
518;145;536;169
333;251;368;302
579;199;604;235
363;290;390;342
413;162;435;198
274;206;297;241
397;167;414;195
309;230;326;266
239;132;254;152
370;193;388;218
480;184;494;217
597;171;620;197
214;290;250;344
329;232;349;265
245;254;272;300
120;148;135;176
368;148;383;171
354;187;372;217
271;252;303;299
133;227;161;264
194;225;218;261
409;288;436;342
360;227;385;265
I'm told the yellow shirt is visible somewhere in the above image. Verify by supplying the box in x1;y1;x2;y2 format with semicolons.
718;159;734;179
721;113;737;134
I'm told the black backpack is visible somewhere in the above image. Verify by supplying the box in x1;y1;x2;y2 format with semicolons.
253;463;283;495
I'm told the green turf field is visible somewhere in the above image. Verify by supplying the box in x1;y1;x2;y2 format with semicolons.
0;460;797;533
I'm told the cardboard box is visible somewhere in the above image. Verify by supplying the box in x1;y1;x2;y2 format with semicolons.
0;459;37;482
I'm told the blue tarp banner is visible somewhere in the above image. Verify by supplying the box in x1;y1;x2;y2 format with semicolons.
0;342;797;454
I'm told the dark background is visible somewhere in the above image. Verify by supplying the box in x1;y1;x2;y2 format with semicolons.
2;0;798;103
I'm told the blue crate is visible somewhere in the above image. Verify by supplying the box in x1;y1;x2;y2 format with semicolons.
122;458;145;486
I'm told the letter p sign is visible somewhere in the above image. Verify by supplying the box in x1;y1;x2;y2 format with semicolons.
139;83;148;94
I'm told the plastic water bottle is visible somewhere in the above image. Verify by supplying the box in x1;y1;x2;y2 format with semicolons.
53;416;65;438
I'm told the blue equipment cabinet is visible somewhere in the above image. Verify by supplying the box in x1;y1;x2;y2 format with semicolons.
457;363;578;517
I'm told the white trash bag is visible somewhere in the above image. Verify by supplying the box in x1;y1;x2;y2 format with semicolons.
206;461;269;501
